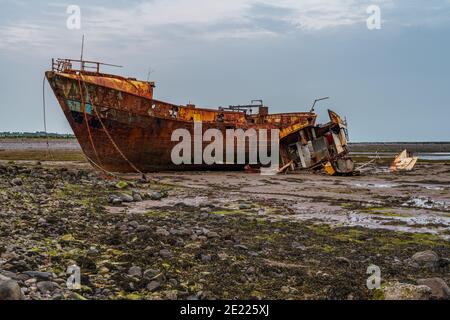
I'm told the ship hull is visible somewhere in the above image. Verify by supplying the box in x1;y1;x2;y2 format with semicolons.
46;71;314;172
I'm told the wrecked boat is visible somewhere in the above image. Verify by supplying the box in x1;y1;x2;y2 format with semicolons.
45;58;354;174
390;149;418;172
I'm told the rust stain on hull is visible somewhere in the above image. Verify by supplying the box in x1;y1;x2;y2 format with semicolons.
46;58;354;174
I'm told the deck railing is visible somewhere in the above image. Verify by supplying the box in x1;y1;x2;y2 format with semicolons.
52;58;122;74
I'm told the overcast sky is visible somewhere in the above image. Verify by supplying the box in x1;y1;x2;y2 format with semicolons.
0;0;449;141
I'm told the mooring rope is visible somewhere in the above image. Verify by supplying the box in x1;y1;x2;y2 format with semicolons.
42;73;133;181
76;76;103;168
80;74;147;180
42;76;54;161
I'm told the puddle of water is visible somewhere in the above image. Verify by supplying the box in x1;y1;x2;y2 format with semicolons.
352;182;398;189
402;197;449;210
351;152;450;160
287;201;450;238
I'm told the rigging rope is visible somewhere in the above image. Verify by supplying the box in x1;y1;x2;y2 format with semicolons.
42;76;54;161
79;74;147;180
76;76;103;167
42;74;132;181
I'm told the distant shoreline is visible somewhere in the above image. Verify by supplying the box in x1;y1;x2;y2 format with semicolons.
1;137;450;162
0;134;449;144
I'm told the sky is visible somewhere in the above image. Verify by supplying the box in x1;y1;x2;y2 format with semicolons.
0;0;449;142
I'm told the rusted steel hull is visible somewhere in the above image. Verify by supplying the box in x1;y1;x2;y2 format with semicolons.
46;58;354;174
45;70;316;172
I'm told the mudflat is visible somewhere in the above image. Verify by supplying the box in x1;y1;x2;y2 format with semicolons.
0;139;449;300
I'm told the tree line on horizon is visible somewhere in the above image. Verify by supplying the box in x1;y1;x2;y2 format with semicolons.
0;132;75;138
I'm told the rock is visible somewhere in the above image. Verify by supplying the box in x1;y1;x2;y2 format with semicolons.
246;266;256;274
128;221;139;229
0;279;23;300
239;203;252;210
37;218;46;225
11;178;22;186
116;181;128;189
156;228;170;237
149;191;163;201
168;278;178;286
206;231;219;238
147;281;161;292
417;278;450;300
143;269;160;280
201;254;212;262
438;258;450;268
163;290;178;300
108;194;123;205
382;282;432;300
136;225;150;232
86;247;99;257
411;250;439;268
23;271;53;281
112;198;123;205
0;270;17;280
335;256;352;266
281;286;290;294
66;292;87;300
119;193;134;203
159;249;172;258
36;281;60;293
291;241;306;251
233;244;249;251
128;266;142;278
132;192;143;202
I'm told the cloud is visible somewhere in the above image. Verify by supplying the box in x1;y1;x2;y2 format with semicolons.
0;1;373;47
0;0;449;54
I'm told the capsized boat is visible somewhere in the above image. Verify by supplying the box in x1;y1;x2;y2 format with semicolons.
390;149;418;172
45;58;354;174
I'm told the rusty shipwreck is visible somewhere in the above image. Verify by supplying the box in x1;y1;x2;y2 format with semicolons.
45;58;354;174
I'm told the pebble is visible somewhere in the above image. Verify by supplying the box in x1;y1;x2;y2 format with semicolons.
159;249;172;258
417;278;450;300
149;192;163;201
132;191;143;202
156;228;170;237
382;282;431;300
147;281;161;292
143;269;160;280
119;193;134;203
23;271;53;281
335;256;352;266
36;281;60;293
411;250;439;268
291;241;306;251
206;231;219;238
128;266;142;278
128;221;139;229
11;178;23;186
0;279;23;300
201;254;212;262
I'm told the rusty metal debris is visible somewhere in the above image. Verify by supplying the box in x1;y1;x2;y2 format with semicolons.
390;149;418;172
279;110;354;175
45;58;355;174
